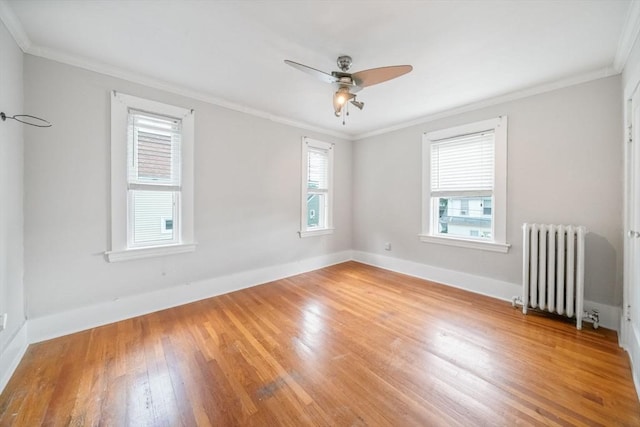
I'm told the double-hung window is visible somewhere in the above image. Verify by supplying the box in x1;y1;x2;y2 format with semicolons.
420;117;510;253
300;137;334;237
107;92;196;262
127;111;181;247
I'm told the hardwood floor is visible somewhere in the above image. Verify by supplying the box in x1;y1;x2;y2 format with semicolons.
1;261;638;426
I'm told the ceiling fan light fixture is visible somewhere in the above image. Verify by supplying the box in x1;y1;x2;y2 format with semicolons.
333;87;354;115
285;55;412;124
350;99;364;110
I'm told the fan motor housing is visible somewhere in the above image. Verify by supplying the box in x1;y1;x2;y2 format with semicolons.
337;55;353;72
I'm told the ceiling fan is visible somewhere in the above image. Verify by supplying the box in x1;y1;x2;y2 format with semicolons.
284;55;413;124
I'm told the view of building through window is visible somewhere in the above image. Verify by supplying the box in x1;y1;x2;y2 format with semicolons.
306;194;323;228
305;145;329;230
128;111;181;247
437;196;492;239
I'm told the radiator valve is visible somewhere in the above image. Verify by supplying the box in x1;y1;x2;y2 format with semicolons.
583;309;599;329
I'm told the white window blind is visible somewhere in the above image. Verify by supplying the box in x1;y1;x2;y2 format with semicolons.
300;137;334;237
308;148;329;191
431;131;494;194
108;91;196;262
127;109;181;247
127;110;182;191
420;116;509;253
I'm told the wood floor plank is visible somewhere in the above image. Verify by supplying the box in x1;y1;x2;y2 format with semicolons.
1;261;639;426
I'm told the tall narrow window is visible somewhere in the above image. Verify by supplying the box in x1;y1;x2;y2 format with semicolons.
108;92;196;262
420;117;509;253
127;111;181;247
300;137;334;237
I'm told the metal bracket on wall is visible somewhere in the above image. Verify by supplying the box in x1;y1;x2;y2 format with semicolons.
1;112;52;127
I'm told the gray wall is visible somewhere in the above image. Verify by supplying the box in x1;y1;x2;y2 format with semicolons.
23;55;352;318
0;21;25;355
18;54;626;317
353;76;623;306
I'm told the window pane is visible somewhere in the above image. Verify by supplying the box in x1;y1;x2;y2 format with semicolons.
128;111;182;187
308;149;328;190
306;193;326;228
132;190;175;244
436;196;492;239
482;198;492;216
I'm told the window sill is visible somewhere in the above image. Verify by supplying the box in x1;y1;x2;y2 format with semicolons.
105;243;197;263
299;228;335;238
418;234;510;253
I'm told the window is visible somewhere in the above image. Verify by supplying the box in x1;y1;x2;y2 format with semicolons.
107;92;196;262
482;198;492;216
460;199;469;216
128;111;181;247
420;117;510;253
300;137;334;237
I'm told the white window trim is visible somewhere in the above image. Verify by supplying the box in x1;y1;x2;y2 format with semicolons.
419;116;510;253
299;137;334;238
106;91;196;262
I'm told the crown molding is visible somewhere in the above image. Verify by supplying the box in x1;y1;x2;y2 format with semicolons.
614;0;640;72
353;66;619;141
21;39;624;144
0;0;350;141
0;0;630;143
0;0;31;52
28;45;351;140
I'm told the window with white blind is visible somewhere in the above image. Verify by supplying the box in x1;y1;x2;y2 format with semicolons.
128;111;181;247
420;117;510;253
300;137;334;237
107;92;196;262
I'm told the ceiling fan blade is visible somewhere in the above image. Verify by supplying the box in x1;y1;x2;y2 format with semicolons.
351;65;413;88
284;60;338;84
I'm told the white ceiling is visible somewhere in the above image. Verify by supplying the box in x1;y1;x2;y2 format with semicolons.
1;0;635;138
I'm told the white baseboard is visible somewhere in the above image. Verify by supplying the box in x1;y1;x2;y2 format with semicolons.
0;322;28;394
353;250;520;301
620;316;640;401
6;249;623;397
352;250;621;331
29;250;353;344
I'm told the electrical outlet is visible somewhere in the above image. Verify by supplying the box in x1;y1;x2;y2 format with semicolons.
0;313;6;332
384;242;392;251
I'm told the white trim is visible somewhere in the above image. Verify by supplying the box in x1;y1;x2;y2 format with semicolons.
418;234;510;253
421;116;509;252
622;57;640;401
614;0;640;73
0;0;619;142
105;243;197;263
425;118;498;141
16;43;351;140
0;322;28;394
28;250;353;343
109;92;195;260
354;250;520;301
352;250;620;331
299;228;335;238
354;68;617;141
0;0;31;52
620;316;640;401
2;253;624;395
300;137;334;236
